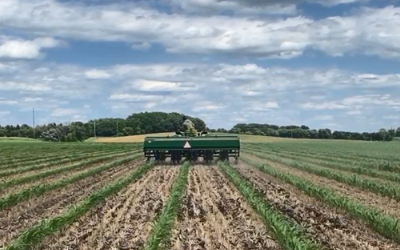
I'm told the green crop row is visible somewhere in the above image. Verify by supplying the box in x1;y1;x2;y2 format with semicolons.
144;161;190;250
246;150;400;201
3;159;153;250
243;147;400;182
241;156;400;243
218;161;321;250
0;144;141;169
245;145;400;173
0;149;136;178
0;153;143;211
0;151;137;191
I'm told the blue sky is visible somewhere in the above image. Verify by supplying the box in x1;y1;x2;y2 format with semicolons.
1;0;400;132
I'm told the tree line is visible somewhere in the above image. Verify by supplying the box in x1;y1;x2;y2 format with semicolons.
0;112;206;142
0;111;397;142
210;123;398;141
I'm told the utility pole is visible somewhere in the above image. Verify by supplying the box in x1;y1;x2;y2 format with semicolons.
93;119;96;138
116;121;119;137
32;108;35;139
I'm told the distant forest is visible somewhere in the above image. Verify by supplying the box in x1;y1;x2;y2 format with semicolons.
0;111;397;142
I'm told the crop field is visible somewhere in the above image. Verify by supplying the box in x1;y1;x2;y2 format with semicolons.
2;139;400;249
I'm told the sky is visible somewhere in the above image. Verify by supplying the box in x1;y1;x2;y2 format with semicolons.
1;0;400;132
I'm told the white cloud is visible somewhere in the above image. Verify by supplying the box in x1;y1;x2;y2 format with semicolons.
1;59;400;131
0;0;399;59
0;36;63;59
84;69;111;79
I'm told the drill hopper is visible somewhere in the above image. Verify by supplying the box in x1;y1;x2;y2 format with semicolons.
143;119;240;164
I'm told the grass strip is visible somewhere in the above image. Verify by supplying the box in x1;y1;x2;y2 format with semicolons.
3;160;153;250
0;151;135;191
246;150;400;201
143;161;190;250
0;154;142;211
218;161;321;250
242;156;400;244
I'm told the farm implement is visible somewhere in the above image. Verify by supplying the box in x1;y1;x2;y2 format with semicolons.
143;119;240;164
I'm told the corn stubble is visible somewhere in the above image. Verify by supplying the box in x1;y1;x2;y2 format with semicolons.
3;141;400;250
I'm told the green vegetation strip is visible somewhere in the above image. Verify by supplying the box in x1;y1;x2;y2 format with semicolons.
218;161;320;250
0;149;129;172
143;161;190;250
242;156;400;243
0;151;136;191
246;150;400;201
0;150;135;177
3;161;153;250
0;154;142;211
244;147;400;177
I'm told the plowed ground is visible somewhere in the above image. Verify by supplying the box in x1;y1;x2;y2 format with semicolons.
167;165;281;250
33;165;180;250
0;158;145;248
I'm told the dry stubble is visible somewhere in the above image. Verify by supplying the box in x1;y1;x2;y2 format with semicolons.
234;161;400;250
33;165;180;250
168;165;281;250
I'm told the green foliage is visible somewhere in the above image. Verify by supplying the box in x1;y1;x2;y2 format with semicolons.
223;123;396;141
0;111;206;143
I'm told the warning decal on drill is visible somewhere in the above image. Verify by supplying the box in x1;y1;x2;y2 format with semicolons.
183;141;191;148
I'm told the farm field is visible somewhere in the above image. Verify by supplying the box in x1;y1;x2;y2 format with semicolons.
1;139;400;249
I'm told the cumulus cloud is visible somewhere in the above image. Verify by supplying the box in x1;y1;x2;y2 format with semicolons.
0;0;399;59
0;36;63;59
2;60;398;130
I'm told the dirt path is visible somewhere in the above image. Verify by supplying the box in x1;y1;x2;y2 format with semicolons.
234;161;399;249
33;165;180;250
0;158;145;248
168;165;281;250
244;153;400;218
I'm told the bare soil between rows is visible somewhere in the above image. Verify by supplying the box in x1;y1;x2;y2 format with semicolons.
33;165;180;250
0;158;145;248
244;153;400;218
234;160;399;250
167;165;281;250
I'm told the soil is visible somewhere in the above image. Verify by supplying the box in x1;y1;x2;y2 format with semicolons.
0;158;145;248
244;153;400;218
237;157;400;249
32;165;180;250
168;165;281;250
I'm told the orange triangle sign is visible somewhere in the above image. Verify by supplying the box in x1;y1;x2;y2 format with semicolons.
183;141;191;148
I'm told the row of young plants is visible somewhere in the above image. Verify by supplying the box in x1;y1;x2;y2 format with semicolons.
0;151;139;191
240;155;400;243
0;142;140;166
0;149;134;177
244;147;400;182
244;143;400;168
143;161;190;250
3;159;155;250
244;142;400;162
0;153;143;211
0;144;141;170
245;145;400;173
245;149;400;201
218;160;321;250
